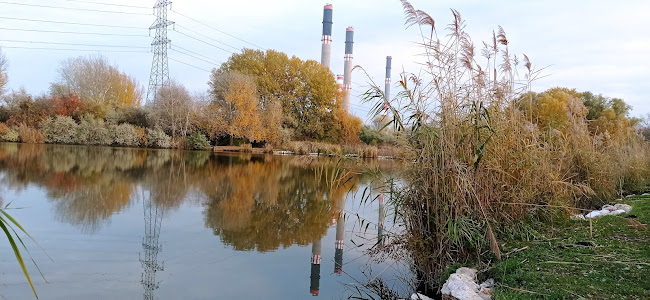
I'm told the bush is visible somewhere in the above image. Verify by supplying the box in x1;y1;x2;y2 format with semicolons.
146;128;172;148
41;116;78;144
110;123;140;147
17;125;45;144
187;132;211;150
76;118;111;145
0;125;19;142
359;126;383;145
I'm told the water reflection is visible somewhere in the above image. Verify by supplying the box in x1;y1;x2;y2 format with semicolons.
0;143;402;299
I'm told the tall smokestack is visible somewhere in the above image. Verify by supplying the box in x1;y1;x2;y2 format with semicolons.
378;194;386;246
310;240;322;296
383;56;392;115
343;27;354;112
334;195;346;274
321;4;333;68
337;74;344;91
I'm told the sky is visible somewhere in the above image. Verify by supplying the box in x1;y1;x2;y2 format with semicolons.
0;0;648;121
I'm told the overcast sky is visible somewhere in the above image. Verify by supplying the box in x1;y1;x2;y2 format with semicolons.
0;0;648;121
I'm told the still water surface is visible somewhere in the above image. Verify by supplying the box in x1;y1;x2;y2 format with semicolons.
0;143;404;299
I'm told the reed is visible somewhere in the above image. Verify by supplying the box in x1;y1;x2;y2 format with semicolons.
360;1;650;292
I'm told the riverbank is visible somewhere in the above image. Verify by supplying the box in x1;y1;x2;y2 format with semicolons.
489;195;650;299
213;141;405;159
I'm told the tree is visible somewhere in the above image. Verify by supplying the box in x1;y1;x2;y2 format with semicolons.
0;47;7;98
208;71;266;143
53;55;143;112
148;82;193;137
217;49;343;141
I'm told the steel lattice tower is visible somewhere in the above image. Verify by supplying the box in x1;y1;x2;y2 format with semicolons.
146;0;174;104
139;190;164;300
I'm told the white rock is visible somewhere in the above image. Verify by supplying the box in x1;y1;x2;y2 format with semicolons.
441;268;491;300
610;209;626;216
570;214;586;221
602;205;616;212
585;211;602;219
614;204;632;213
480;278;495;289
410;293;434;300
642;193;649;196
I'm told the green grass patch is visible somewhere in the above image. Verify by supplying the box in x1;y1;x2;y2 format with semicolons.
491;196;650;299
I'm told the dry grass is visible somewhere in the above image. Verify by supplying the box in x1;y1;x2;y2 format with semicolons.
17;125;45;144
359;1;650;292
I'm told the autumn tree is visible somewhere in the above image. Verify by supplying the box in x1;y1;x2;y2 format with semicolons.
53;55;143;112
148;81;194;137
208;70;279;144
217;49;344;142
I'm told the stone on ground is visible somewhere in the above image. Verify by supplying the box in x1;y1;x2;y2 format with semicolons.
441;267;492;300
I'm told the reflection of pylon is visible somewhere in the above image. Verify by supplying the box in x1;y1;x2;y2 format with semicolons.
140;191;164;300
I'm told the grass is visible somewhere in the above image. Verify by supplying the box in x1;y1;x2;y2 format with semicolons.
491;196;650;299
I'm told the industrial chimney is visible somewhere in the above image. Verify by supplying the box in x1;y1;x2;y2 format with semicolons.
321;4;333;68
310;240;322;296
383;56;392;115
343;27;354;112
334;195;346;274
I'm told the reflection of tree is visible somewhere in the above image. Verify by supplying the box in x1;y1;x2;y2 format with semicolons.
203;156;359;252
0;143;394;253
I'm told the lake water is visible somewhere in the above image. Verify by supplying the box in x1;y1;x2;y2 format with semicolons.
0;143;407;299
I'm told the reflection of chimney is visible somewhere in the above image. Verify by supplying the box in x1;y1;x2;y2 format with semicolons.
383;56;392;115
378;194;386;246
334;196;345;274
321;4;333;68
343;27;354;112
310;240;322;296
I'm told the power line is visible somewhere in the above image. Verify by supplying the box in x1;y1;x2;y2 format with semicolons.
0;27;148;37
0;1;150;15
60;0;150;9
172;30;235;54
171;48;218;66
171;9;265;50
0;39;149;48
0;45;149;53
173;45;221;65
0;16;144;29
169;57;212;73
176;24;240;52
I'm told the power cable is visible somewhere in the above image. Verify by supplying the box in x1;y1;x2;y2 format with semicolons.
0;39;149;48
169;57;212;73
173;45;221;65
171;48;219;66
59;0;150;9
172;30;235;54
0;45;149;53
0;16;144;29
0;1;150;15
0;27;148;37
176;24;240;52
171;9;265;50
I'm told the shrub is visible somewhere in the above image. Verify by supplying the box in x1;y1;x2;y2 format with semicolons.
41;116;78;144
146;128;172;148
359;126;383;145
110;123;140;147
76;117;111;145
17;125;45;144
187;132;211;150
0;125;19;142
